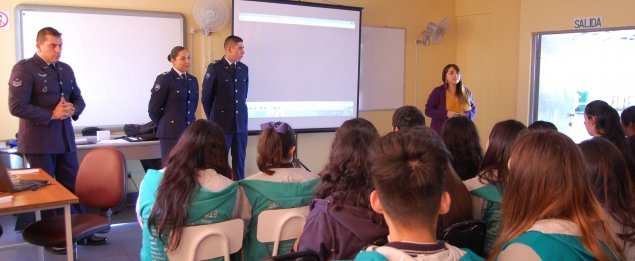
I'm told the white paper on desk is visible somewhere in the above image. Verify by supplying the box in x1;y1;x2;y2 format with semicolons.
8;168;39;175
97;139;128;144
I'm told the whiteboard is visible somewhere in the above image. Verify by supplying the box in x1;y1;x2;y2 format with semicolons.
15;5;184;129
359;26;405;111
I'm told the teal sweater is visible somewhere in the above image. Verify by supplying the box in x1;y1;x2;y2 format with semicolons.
138;169;238;261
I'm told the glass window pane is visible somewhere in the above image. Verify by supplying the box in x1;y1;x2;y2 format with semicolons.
534;29;635;143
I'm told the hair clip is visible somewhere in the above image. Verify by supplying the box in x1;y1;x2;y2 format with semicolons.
260;121;291;134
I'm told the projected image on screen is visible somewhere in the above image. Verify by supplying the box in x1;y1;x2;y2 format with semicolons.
233;0;361;132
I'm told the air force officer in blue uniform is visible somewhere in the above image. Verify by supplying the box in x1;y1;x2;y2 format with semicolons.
8;27;85;198
202;36;248;180
148;46;198;164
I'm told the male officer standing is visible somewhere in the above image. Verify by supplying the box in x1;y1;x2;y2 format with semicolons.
202;35;248;180
8;27;105;251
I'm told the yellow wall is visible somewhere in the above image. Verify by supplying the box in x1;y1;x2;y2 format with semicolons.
0;0;455;174
455;0;520;145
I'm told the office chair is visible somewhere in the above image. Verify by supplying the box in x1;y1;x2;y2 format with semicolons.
440;219;486;257
21;147;127;260
257;206;310;256
166;219;244;261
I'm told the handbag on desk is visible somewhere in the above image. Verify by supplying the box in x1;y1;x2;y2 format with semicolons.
123;122;157;141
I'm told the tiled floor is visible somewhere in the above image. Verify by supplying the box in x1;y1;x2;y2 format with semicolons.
0;205;142;261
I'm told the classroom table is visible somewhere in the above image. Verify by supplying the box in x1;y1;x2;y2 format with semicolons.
0;169;78;261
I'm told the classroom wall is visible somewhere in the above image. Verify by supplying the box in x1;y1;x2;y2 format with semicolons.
454;0;520;145
0;0;456;175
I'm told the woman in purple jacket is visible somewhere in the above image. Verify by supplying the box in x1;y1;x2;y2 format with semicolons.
297;118;387;260
425;64;477;133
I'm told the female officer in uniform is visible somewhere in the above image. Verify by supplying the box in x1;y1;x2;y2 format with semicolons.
148;46;198;165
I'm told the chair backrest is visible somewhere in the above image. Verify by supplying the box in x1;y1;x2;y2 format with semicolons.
440;219;486;257
167;219;244;261
257;206;310;256
76;147;127;209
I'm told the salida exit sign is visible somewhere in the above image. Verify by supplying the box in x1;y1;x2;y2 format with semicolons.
574;16;603;29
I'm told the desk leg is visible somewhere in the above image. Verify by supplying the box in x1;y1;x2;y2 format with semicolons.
36;210;44;261
64;205;73;261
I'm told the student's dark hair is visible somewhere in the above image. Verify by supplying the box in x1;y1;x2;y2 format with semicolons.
579;137;635;244
257;121;297;175
441;116;483;180
528;120;558;131
314;118;381;220
224;35;243;49
585;100;627;151
442;64;470;108
369;127;450;227
167;46;186;62
585;100;635;179
392;105;425;130
479;119;527;185
148;120;231;251
621;106;635;127
36;27;61;43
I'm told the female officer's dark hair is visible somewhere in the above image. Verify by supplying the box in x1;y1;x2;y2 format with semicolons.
167;46;186;62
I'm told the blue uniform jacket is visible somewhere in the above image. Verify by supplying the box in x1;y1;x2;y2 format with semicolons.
148;69;199;139
8;54;85;154
201;57;249;134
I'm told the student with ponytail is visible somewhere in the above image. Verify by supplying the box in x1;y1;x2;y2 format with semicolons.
240;121;319;260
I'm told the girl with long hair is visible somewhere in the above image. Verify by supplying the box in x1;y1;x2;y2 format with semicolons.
585;100;635;181
491;131;622;261
240;121;319;260
441;116;483;180
463;119;526;254
579;137;635;260
298;118;387;260
137;120;238;261
425;64;477;134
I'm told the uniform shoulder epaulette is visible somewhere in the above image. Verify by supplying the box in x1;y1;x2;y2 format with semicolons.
161;71;169;75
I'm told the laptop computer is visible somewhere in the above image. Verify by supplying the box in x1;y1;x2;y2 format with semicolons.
0;161;49;193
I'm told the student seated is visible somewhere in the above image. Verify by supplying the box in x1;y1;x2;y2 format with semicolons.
491;131;623;260
240;121;320;260
579;137;635;260
391;107;473;236
463;119;526;255
298;118;387;260
136;120;241;261
441;116;483;181
354;128;483;261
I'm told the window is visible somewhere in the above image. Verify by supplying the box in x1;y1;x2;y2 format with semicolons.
531;28;635;142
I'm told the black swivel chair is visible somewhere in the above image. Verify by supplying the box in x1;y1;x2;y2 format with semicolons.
440;219;486;257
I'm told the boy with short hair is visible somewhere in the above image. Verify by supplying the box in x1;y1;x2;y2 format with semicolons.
355;128;483;260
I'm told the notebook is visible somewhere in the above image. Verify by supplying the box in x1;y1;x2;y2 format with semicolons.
0;161;49;193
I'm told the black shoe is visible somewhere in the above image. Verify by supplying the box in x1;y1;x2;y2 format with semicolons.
45;246;66;255
77;235;108;246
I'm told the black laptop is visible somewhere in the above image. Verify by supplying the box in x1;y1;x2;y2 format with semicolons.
0;161;49;193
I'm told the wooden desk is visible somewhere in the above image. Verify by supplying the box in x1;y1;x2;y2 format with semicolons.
0;170;78;261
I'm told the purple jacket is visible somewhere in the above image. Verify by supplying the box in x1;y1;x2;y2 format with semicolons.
425;85;476;134
298;195;388;260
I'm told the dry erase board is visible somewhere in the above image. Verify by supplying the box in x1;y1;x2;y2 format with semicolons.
15;4;184;129
360;26;405;111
